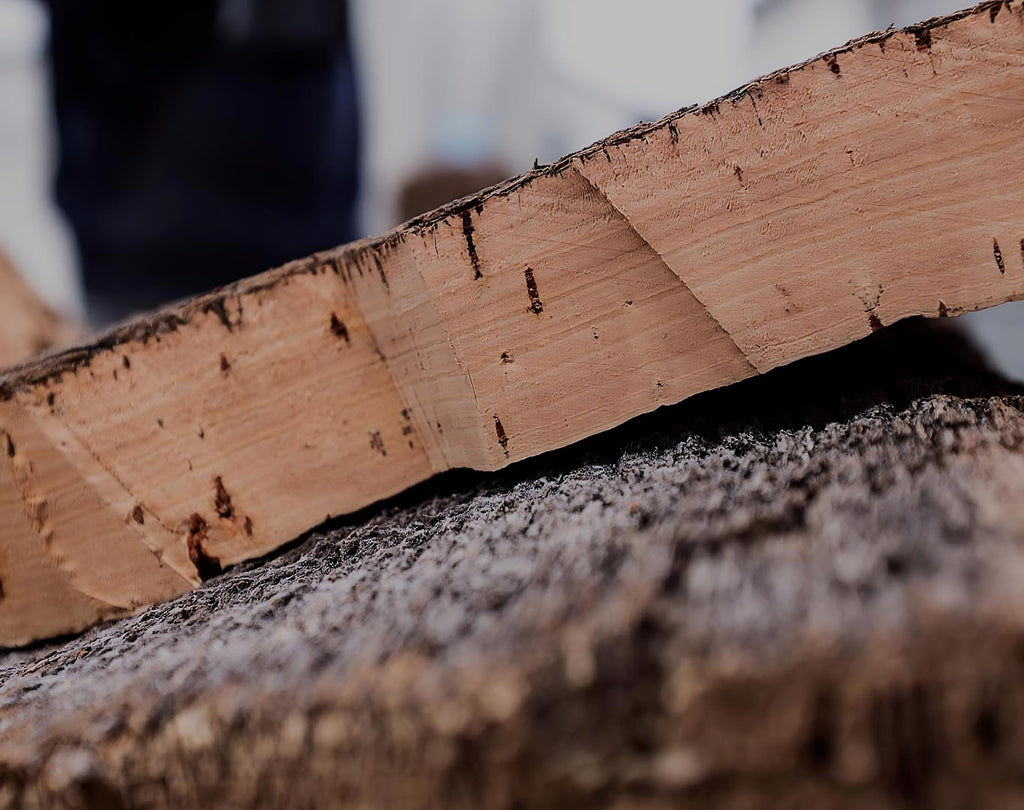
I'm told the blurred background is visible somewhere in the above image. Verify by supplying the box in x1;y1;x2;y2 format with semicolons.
0;0;1020;376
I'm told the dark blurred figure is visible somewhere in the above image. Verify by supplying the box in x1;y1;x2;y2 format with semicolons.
45;0;360;325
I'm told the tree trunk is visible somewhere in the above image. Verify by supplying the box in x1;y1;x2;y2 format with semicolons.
2;320;1024;808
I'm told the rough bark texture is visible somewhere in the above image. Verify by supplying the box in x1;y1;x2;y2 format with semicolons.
2;320;1024;808
6;1;1024;645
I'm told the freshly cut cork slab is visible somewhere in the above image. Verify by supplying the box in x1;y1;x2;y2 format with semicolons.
2;1;1024;645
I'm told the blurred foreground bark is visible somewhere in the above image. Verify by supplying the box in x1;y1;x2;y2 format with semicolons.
2;320;1024;808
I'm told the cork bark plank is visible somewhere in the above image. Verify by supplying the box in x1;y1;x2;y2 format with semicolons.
2;1;1024;645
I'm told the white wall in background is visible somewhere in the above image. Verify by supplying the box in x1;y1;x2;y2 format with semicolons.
0;0;80;315
541;0;755;115
350;0;537;232
751;0;873;76
352;0;966;234
352;0;760;232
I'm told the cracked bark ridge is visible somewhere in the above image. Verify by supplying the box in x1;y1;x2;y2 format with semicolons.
3;321;1024;807
4;1;1024;644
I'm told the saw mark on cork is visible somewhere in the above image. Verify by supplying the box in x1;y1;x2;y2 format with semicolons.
573;165;757;372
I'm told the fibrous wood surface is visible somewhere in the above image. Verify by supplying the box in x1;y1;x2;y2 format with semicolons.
4;1;1024;644
2;322;1024;808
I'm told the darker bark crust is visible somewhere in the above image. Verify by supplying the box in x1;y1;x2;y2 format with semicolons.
2;320;1024;808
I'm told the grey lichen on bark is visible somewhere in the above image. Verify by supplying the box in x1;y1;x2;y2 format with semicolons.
3;319;1024;808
